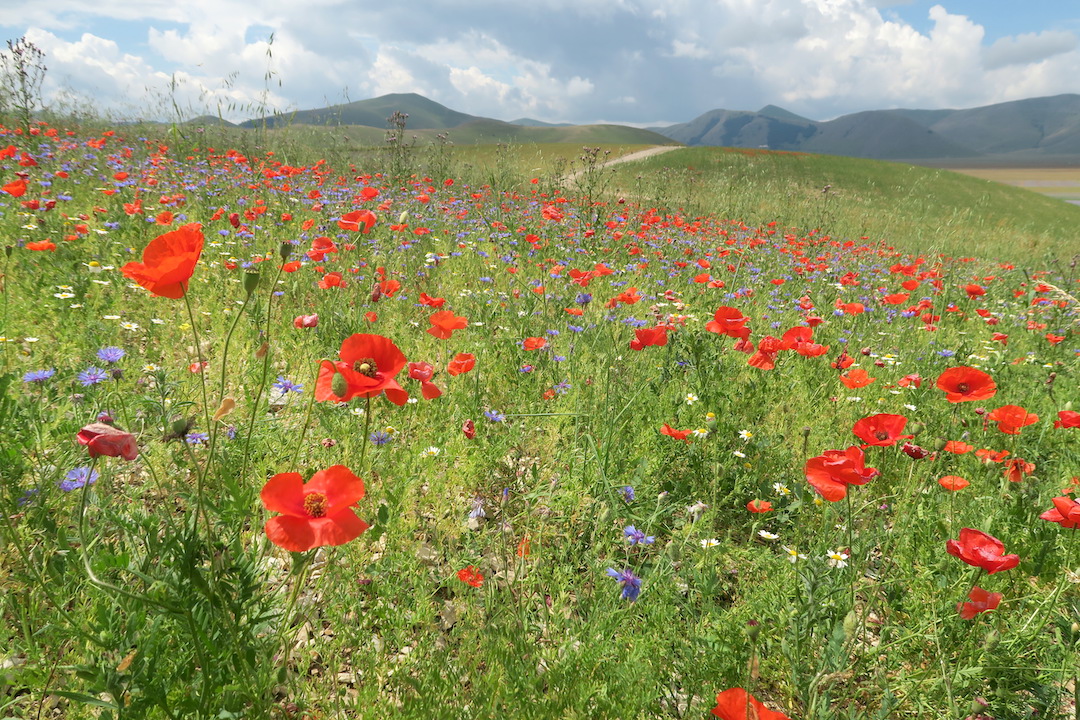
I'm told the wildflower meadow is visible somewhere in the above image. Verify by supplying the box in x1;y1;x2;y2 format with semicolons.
0;119;1078;720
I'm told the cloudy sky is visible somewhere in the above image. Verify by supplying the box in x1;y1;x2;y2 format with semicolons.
2;0;1078;126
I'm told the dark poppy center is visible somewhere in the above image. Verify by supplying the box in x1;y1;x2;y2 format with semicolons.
303;492;329;518
875;431;889;441
352;358;378;377
956;382;969;393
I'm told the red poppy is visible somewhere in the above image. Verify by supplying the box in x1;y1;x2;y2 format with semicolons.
2;178;27;197
935;366;996;403
337;209;376;232
419;292;446;308
522;337;547;351
462;419;476;439
318;271;345;289
261;465;369;553
748;336;784;370
943;440;974;454
77;422;139;461
630;326;668;350
447;352;476;376
897;373;922;388
307;236;337;261
945;528;1019;574
964;284;986;299
747;499;772;513
831;350;855;370
293;314;318;328
958;586;1002;619
804;446;880;502
427;310;468;340
705;306;750;339
1054;410;1080;429
852;413;911;447
711;688;791;720
25;240;56;252
987;405;1038;435
660;423;693;442
1040;496;1080;529
408;361;442;400
457;566;484;587
1003;458;1035;483
120;223;204;299
840;368;875;389
938;475;969;491
780;326;812;350
315;333;409;406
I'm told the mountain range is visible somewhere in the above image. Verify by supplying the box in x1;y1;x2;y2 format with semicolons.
224;92;1080;161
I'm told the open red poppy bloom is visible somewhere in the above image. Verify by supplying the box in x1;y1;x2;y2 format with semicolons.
1003;458;1035;483
705;306;751;339
748;336;784;370
337;209;376;232
935;366;997;403
840;368;875;389
447;352;476;376
938;475;969;491
660;423;693;442
315;333;408;405
261;465;369;552
747;499;772;513
712;688;791;720
852;413;911;447
987;405;1038;435
1055;411;1080;429
2;178;27;197
946;528;1019;574
958;586;1001;619
427;310;468;339
77;422;139;461
522;337;547;351
408;361;442;399
630;326;668;350
1040;496;1080;528
120;223;204;299
457;566;484;587
804;446;880;502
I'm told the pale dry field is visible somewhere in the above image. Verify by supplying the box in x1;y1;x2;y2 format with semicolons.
949;167;1080;204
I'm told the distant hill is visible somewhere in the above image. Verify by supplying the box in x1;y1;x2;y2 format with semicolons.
655;94;1080;160
241;93;479;130
509;118;574;127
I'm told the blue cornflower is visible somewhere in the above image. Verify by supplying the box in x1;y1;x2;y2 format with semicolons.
369;430;392;446
484;410;506;423
621;485;636;502
553;380;571;394
624;525;655;546
17;488;40;506
567;324;584;333
60;467;100;492
186;432;209;445
575;292;592;305
272;376;304;394
605;567;642;602
469;497;486;519
22;368;56;384
938;349;956;358
96;346;126;363
78;367;110;386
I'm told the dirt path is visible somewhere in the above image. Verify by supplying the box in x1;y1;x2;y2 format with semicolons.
564;145;681;183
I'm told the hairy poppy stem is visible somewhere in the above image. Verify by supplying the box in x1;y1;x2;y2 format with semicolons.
240;262;286;480
183;292;214;543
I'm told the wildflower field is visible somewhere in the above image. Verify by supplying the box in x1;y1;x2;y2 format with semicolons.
0;121;1078;720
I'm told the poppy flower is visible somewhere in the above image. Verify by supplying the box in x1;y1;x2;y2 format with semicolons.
315;333;409;405
938;475;969;491
76;422;139;461
419;292;446;308
987;405;1038;435
522;337;547;351
660;423;693;442
457;566;484;587
804;446;880;502
630;326;668;350
943;440;974;454
261;465;369;552
747;499;772;513
958;586;1002;619
705;306;751;339
427;310;468;340
408;361;442;400
748;336;784;370
293;314;318;328
852;413;911;447
120;223;204;299
26;240;56;251
1054;410;1080;429
840;368;875;389
711;688;791;720
462;419;476;439
318;271;345;289
897;373;922;388
935;366;996;403
1040;496;1080;529
337;209;376;233
1003;458;1034;483
945;528;1019;574
447;352;476;376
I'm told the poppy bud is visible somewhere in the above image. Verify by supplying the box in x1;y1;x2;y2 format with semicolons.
370;283;382;303
907;421;925;436
398;210;409;224
932;437;948;452
860;346;871;356
171;417;193;438
4;245;12;258
973;407;986;416
982;629;1000;652
243;271;260;295
744;620;760;642
279;243;292;260
331;370;348;398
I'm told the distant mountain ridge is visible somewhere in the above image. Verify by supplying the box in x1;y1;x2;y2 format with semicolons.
234;92;1080;160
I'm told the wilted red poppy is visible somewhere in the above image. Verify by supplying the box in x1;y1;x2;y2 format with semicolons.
462;419;476;439
987;405;1038;435
938;475;969;491
522;337;547;351
427;310;468;340
711;688;791;720
958;586;1001;619
1040;496;1080;529
447;352;476;376
261;465;369;552
897;373;922;388
457;566;484;587
1054;410;1080;429
293;314;318;328
77;422;139;461
630;326;668;350
945;528;1019;574
120;223;204;299
337;209;376;232
804;445;880;502
315;333;409;405
852;413;911;447
705;306;750;339
1003;458;1034;483
935;366;996;403
840;368;875;389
